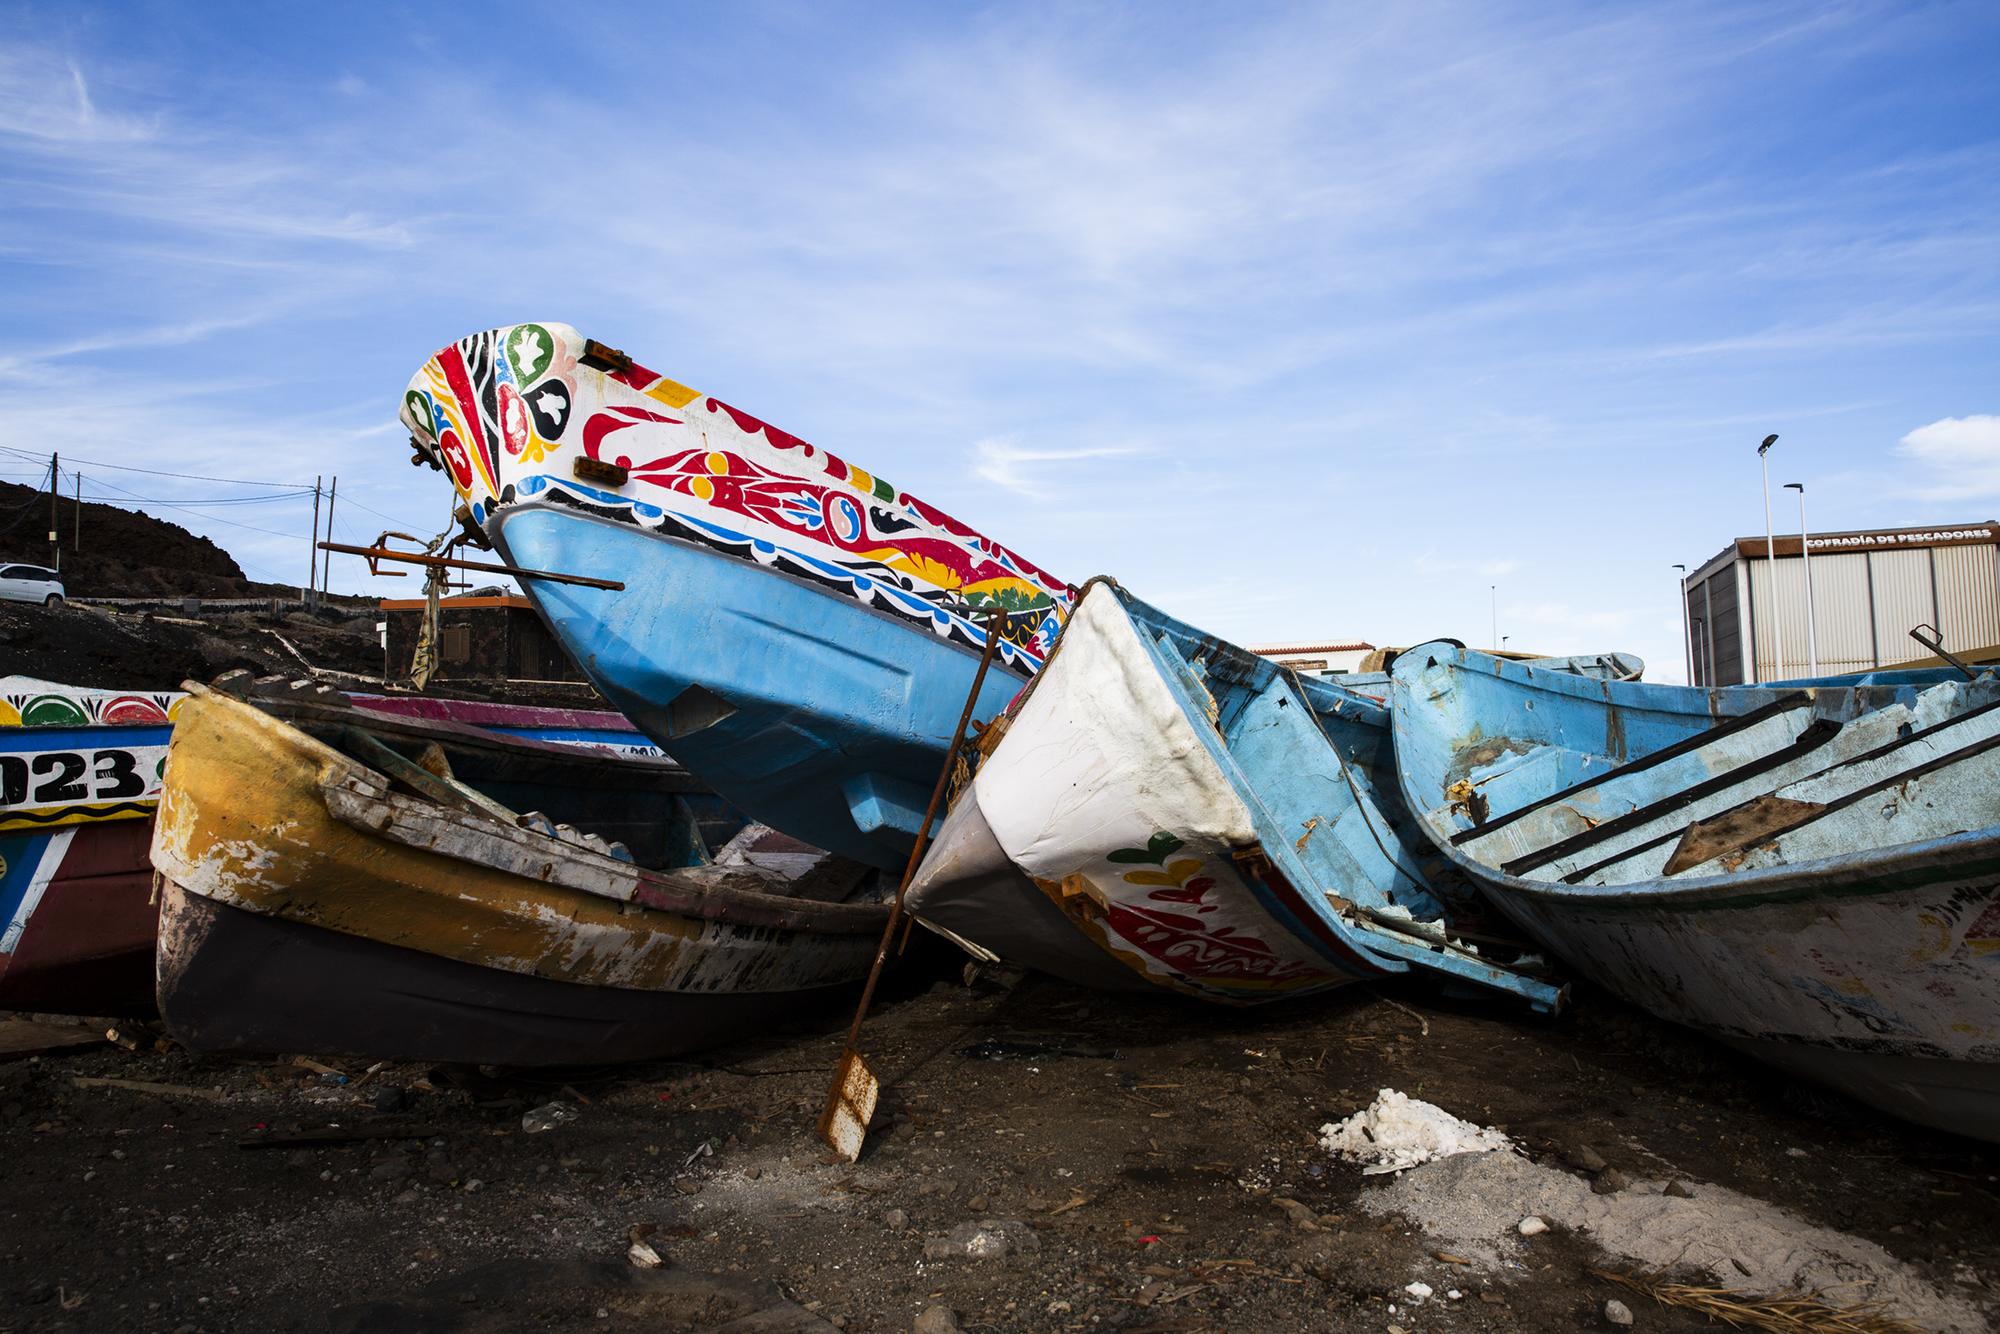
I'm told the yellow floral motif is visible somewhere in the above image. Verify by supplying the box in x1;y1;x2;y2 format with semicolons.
870;550;964;590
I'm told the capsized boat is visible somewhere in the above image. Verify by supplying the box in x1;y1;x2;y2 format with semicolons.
399;323;1072;869
904;580;1564;1009
152;683;889;1066
0;677;179;1015
1389;642;2000;1139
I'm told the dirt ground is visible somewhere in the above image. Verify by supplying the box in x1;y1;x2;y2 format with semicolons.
1;957;1994;1334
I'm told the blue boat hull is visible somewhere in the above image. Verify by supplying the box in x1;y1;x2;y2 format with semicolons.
493;502;1031;869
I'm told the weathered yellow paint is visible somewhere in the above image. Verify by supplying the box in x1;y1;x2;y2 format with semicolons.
150;688;846;994
642;376;702;409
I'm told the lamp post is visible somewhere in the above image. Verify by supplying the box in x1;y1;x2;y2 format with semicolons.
1490;584;1497;651
1758;434;1783;681
1784;481;1817;675
1674;563;1691;684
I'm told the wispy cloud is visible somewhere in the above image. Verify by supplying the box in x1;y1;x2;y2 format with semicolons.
970;437;1139;495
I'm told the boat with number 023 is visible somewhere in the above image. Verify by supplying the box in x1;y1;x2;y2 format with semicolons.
1389;642;2000;1140
0;677;179;1015
904;580;1564;1010
399;323;1072;869
151;683;888;1066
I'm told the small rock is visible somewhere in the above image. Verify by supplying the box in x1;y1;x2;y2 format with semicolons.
1663;1179;1695;1199
884;1208;908;1232
1404;1281;1433;1300
1518;1216;1548;1236
369;1158;414;1183
922;1219;1038;1261
1592;1167;1631;1195
967;1194;989;1212
672;1177;701;1195
627;1240;663;1269
1605;1297;1634;1326
1564;1143;1608;1172
1272;1197;1318;1232
462;1178;483;1194
913;1305;961;1334
373;1086;408;1113
521;1101;577;1134
743;1165;762;1181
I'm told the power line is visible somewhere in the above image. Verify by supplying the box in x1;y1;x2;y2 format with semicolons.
0;443;309;489
84;473;310;542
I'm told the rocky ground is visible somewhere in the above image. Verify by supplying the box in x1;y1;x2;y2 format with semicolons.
1;961;1993;1334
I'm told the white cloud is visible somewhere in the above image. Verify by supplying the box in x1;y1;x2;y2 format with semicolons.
1895;415;2000;498
970;437;1138;495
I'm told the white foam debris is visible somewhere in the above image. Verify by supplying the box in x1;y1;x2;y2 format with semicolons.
1318;1088;1513;1175
1403;1281;1432;1301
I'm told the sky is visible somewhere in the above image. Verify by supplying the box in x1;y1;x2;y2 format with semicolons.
2;2;1997;682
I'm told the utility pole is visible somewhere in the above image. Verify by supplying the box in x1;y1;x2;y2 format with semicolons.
1785;482;1817;675
48;453;59;572
307;476;322;607
73;472;80;551
320;476;338;599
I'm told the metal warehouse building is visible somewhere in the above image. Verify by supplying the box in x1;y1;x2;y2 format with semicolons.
1681;520;2000;685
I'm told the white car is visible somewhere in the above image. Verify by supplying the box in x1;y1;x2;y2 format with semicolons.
0;564;64;608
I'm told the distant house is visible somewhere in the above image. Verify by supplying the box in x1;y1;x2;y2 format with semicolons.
379;593;585;683
1249;640;1374;677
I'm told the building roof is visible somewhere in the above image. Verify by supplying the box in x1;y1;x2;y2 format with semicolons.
1687;519;2000;585
1250;641;1373;656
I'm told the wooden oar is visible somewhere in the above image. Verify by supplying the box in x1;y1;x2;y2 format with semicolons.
818;609;1008;1161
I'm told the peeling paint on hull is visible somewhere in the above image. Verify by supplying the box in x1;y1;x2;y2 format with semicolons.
150;688;887;1065
1392;643;2000;1140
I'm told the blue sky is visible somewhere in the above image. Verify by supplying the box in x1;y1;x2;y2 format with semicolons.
2;2;1996;681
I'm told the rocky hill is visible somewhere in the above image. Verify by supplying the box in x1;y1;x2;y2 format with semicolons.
0;479;292;597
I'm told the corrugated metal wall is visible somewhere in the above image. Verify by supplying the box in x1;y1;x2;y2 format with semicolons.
1803;551;1875;675
1934;544;2000;652
1868;549;1936;668
1748;556;1818;680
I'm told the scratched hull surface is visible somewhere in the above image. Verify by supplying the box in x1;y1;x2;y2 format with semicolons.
907;582;1562;1010
493;502;1029;870
151;687;887;1066
400;322;1071;872
1391;643;2000;1140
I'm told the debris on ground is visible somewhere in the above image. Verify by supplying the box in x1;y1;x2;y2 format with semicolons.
1318;1086;1513;1174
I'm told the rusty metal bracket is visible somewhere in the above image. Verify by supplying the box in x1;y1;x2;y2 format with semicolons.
320;538;625;591
1908;623;1977;680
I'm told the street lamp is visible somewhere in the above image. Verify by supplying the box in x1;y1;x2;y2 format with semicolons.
1758;434;1783;681
1490;584;1498;651
1674;563;1691;684
1784;482;1817;675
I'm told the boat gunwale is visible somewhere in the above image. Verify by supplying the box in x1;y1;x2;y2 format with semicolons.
179;683;890;937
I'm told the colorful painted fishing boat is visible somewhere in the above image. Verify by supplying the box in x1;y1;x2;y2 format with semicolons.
152;684;887;1065
1389;642;2000;1139
400;323;1072;869
0;677;180;1015
904;580;1564;1009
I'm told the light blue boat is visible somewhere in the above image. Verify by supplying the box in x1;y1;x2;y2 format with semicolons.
400;324;1071;869
491;503;1031;867
1389;642;2000;1139
906;581;1566;1010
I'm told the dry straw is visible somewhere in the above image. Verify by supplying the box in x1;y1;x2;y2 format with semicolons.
1590;1268;1923;1334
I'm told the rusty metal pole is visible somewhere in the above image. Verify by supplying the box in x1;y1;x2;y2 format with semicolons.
819;608;1007;1159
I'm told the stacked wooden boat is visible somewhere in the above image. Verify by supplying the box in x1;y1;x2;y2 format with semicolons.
373;321;2000;1137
